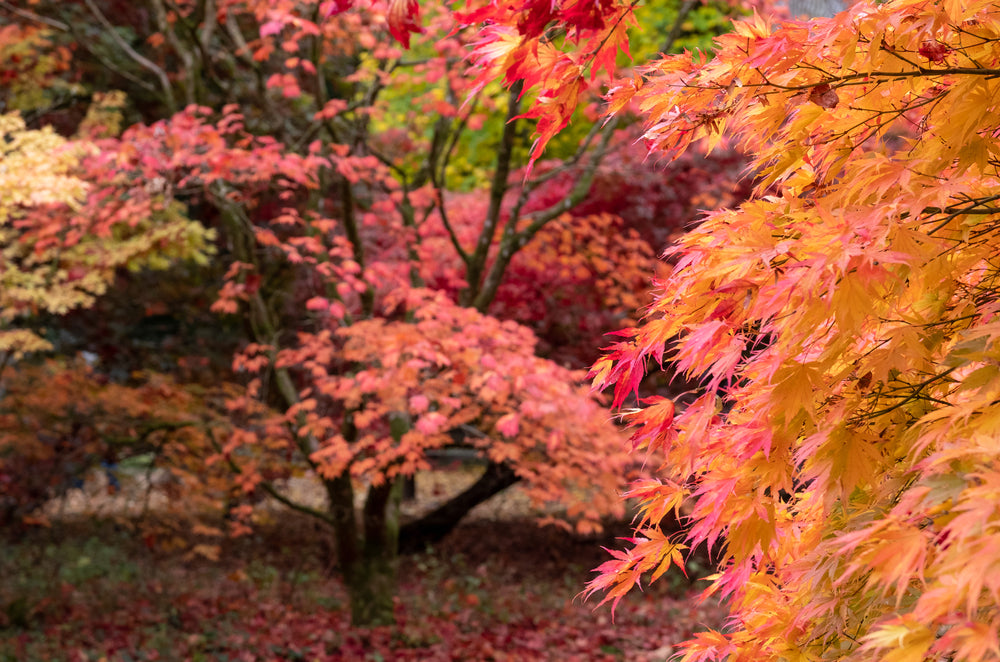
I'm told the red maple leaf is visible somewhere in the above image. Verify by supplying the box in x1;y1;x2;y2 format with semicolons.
918;41;950;63
808;83;839;109
386;0;423;48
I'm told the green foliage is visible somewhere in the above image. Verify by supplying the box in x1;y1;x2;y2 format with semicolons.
628;0;746;63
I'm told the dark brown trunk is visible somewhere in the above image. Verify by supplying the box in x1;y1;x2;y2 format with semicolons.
398;462;519;554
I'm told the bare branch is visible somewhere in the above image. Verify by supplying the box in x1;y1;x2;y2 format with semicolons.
0;1;68;30
206;429;335;525
518;116;619;240
224;11;257;66
434;185;470;266
462;82;522;308
469;116;619;312
82;0;177;111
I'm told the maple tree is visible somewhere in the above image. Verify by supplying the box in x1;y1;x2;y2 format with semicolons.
0;359;231;532
19;0;1000;655
455;0;1000;659
0;0;763;627
0;113;90;357
0;0;765;631
0;100;231;535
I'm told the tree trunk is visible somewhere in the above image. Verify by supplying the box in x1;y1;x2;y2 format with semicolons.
343;552;397;626
398;462;519;554
332;478;403;627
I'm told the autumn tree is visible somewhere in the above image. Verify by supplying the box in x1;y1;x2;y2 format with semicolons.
0;98;228;531
0;113;90;358
0;359;233;530
0;0;761;626
467;0;1000;659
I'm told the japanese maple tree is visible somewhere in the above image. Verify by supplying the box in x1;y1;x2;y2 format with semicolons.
471;0;1000;660
0;97;232;531
0;0;745;627
0;113;90;357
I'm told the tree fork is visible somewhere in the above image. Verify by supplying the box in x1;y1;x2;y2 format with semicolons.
398;462;519;554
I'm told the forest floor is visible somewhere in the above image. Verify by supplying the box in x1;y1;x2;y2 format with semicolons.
1;469;725;662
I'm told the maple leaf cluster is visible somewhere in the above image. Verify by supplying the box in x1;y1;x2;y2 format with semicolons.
232;291;629;528
581;1;1000;660
1;97;224;358
0;114;91;356
460;0;636;171
0;24;74;113
0;359;231;534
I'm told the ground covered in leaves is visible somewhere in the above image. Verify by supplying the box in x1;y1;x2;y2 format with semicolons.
2;499;724;661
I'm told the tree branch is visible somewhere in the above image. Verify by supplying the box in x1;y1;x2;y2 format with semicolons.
82;0;177;111
738;65;1000;95
398;461;520;553
462;81;522;308
0;1;68;30
206;429;335;524
470;116;619;311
